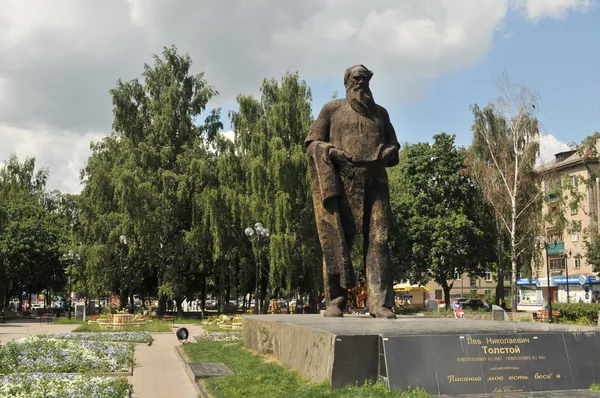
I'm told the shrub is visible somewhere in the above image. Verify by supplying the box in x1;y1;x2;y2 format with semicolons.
552;303;600;324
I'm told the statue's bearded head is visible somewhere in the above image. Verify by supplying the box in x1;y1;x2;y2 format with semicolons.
344;65;375;116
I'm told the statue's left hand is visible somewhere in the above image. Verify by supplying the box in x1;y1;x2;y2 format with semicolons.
379;146;398;166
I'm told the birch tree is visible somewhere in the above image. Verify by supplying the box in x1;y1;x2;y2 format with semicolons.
467;75;541;312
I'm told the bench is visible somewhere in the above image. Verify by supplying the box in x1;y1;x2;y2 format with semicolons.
40;313;53;324
533;310;561;322
162;315;174;327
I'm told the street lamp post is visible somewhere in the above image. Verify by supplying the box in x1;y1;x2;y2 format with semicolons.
559;249;572;303
535;236;558;323
61;250;80;320
119;235;128;310
245;222;269;314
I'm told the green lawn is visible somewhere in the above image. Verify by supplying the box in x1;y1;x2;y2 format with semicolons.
184;340;432;398
73;320;172;333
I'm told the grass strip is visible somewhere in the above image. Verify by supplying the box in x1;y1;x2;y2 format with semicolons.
184;339;432;398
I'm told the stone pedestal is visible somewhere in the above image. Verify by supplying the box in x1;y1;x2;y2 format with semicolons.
243;314;600;395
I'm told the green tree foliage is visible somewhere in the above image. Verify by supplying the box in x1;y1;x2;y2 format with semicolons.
0;155;67;311
79;46;220;314
390;134;495;305
467;76;541;312
229;73;320;310
78;47;320;314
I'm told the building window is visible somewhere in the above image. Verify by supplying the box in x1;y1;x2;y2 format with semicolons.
504;273;510;282
549;257;566;270
575;257;581;269
572;231;579;242
454;270;460;280
470;276;477;287
572;175;577;187
503;288;511;298
485;272;493;281
484;289;492;298
470;290;478;297
435;290;442;300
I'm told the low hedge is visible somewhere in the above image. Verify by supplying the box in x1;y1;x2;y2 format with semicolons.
552;303;600;324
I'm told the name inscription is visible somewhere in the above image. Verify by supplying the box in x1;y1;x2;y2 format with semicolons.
442;334;565;392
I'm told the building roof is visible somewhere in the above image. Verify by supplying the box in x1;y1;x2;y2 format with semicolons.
537;148;598;175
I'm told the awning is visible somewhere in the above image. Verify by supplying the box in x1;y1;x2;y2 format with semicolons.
393;284;430;292
516;278;537;286
552;275;598;285
547;242;565;255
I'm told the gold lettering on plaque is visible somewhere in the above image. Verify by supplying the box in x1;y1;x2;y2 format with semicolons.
447;375;482;383
508;375;529;380
534;373;553;380
481;345;521;355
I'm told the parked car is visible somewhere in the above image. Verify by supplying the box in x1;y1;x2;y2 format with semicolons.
462;299;485;310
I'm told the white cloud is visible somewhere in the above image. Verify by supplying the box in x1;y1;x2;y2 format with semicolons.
538;133;571;165
0;124;104;194
513;0;592;20
221;130;235;143
0;1;592;193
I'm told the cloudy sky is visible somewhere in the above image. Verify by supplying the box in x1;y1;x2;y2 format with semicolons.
1;0;598;193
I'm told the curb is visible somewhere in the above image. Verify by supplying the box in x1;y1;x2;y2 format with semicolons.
173;345;209;398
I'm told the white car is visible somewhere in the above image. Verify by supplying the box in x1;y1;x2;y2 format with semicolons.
31;303;45;309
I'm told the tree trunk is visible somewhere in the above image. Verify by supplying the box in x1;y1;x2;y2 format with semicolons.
495;225;505;306
495;266;504;306
200;272;206;316
511;197;518;313
158;296;166;316
119;289;127;310
440;278;453;310
176;297;184;318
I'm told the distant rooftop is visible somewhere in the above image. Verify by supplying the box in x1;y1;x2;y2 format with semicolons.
537;147;598;174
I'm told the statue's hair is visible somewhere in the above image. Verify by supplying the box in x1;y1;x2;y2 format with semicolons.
343;65;373;87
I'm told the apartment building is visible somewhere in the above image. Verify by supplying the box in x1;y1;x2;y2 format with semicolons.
517;149;600;310
426;272;509;303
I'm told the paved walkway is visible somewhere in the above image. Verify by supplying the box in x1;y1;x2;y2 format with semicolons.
0;319;78;342
1;320;205;398
129;324;205;398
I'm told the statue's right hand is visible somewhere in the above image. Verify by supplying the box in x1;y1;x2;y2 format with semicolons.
328;148;352;166
328;148;353;178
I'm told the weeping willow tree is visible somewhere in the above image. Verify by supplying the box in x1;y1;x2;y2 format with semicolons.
230;72;321;311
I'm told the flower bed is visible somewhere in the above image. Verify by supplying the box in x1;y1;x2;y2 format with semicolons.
0;373;130;398
197;332;242;342
0;337;133;374
46;331;153;344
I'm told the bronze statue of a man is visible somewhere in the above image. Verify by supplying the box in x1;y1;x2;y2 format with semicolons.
305;65;399;319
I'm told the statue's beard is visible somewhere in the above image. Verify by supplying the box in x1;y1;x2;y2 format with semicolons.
347;87;375;117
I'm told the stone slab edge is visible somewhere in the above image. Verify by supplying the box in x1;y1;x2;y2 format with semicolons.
174;345;209;398
242;316;336;384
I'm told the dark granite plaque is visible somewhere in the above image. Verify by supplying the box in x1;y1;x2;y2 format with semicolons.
189;363;232;378
383;333;595;395
563;332;600;389
331;335;379;388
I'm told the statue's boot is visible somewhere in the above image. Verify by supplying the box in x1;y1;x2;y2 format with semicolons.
324;296;345;317
369;306;396;319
